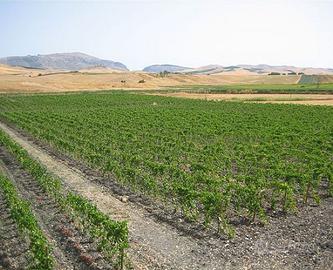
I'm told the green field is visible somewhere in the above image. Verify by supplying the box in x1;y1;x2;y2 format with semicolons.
0;92;332;235
161;83;333;94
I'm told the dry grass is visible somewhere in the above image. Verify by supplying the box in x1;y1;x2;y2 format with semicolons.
0;64;38;75
0;65;301;93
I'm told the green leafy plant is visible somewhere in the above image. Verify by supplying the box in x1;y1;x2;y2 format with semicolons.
0;92;332;238
0;174;54;269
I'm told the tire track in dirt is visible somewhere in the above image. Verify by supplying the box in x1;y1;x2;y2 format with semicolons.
0;122;222;270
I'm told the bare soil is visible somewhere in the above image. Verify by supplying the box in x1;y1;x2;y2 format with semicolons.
0;121;333;269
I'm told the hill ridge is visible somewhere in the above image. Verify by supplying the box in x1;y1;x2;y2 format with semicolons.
0;52;128;71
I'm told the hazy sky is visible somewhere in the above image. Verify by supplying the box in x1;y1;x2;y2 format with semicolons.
1;0;332;70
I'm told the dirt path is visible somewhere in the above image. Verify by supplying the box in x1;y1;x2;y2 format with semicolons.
0;121;333;270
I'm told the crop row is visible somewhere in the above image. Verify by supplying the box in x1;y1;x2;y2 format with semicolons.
0;129;129;269
0;92;332;236
0;173;54;269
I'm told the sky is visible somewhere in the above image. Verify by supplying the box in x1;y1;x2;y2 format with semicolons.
0;0;333;70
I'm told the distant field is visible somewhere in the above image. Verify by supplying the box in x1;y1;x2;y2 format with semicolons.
162;83;333;94
1;92;332;235
146;83;333;105
148;92;333;106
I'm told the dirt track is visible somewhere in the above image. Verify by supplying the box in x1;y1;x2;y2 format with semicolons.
0;121;333;270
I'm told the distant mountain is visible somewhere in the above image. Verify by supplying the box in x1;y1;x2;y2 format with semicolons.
236;64;333;75
144;64;333;75
0;52;128;71
181;65;224;74
143;64;189;73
